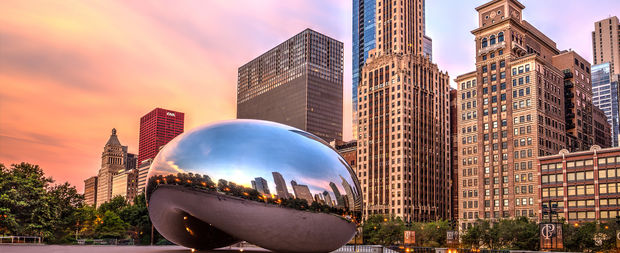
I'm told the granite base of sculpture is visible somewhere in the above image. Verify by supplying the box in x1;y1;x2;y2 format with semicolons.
146;120;362;253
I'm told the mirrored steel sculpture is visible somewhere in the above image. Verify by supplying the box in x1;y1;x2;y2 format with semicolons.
146;120;361;252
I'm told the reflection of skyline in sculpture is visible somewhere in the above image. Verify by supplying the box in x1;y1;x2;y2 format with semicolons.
291;180;314;204
340;175;358;211
145;120;362;252
272;172;290;199
251;177;270;195
323;190;334;207
329;181;344;208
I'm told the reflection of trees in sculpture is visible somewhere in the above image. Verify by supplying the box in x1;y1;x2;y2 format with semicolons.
146;173;360;222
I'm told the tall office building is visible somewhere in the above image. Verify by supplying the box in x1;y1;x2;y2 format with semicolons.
357;0;451;222
456;0;581;228
353;0;377;137
329;182;344;208
353;0;432;137
272;172;290;199
237;29;344;142
138;108;185;164
84;176;98;206
251;177;270;195
592;16;620;77
96;128;128;207
111;169;138;202
592;63;620;146
552;51;594;151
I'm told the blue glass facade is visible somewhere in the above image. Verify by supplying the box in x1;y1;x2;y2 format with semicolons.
352;0;375;137
592;63;620;146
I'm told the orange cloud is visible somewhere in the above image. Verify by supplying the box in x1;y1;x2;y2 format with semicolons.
0;0;352;192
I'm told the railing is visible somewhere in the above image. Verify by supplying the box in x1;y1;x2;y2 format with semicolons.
0;236;42;244
333;245;399;253
76;238;134;245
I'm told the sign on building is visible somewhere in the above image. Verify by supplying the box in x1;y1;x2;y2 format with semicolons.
540;223;563;250
404;230;415;245
446;230;459;245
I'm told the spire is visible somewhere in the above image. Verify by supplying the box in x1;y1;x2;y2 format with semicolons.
106;128;121;146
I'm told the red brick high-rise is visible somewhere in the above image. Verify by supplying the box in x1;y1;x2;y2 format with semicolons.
138;108;185;164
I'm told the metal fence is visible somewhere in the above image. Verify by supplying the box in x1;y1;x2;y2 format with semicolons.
0;236;42;244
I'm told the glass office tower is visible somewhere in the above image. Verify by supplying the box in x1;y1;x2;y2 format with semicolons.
592;63;619;146
352;0;376;138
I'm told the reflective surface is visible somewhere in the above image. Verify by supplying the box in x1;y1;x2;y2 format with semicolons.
146;120;361;252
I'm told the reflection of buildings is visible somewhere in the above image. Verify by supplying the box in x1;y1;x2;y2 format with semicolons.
251;177;270;195
340;175;358;211
138;108;185;164
96;129;129;207
112;169;138;201
291;180;313;204
322;191;333;207
314;194;325;204
272;172;290;199
236;29;344;142
329;182;344;208
84;176;98;206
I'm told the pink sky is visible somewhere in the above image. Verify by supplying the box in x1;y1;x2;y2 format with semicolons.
0;0;618;192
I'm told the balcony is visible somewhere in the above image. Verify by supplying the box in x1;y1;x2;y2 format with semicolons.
564;81;574;88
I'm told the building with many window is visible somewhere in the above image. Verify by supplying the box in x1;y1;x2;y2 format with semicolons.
539;146;620;222
592;16;620;78
84;176;98;206
450;89;460;222
593;106;613;148
138;108;184;164
357;0;451;222
592;63;619;146
353;0;377;137
552;51;593;151
237;29;343;142
112;169;138;202
455;0;588;228
96;128;129;207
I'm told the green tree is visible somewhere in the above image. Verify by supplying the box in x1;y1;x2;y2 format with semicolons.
0;163;55;239
494;217;538;250
47;182;84;243
411;220;451;247
95;210;127;238
120;193;151;244
98;195;127;215
363;215;405;246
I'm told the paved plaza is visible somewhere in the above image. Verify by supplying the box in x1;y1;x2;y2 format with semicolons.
0;245;271;253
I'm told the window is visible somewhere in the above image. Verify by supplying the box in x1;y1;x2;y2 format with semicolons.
498;32;504;42
482;38;488;48
490;35;496;45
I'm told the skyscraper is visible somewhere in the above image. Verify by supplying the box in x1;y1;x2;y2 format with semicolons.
84;176;98;206
251;177;270;195
592;63;619;146
323;190;334;207
592;16;620;77
357;0;451;222
138;108;185;164
455;0;600;228
449;89;460;222
353;0;377;137
96;128;128;207
353;0;432;137
237;29;344;142
272;172;290;199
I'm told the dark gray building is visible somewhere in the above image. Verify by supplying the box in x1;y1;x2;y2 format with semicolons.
237;29;344;142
